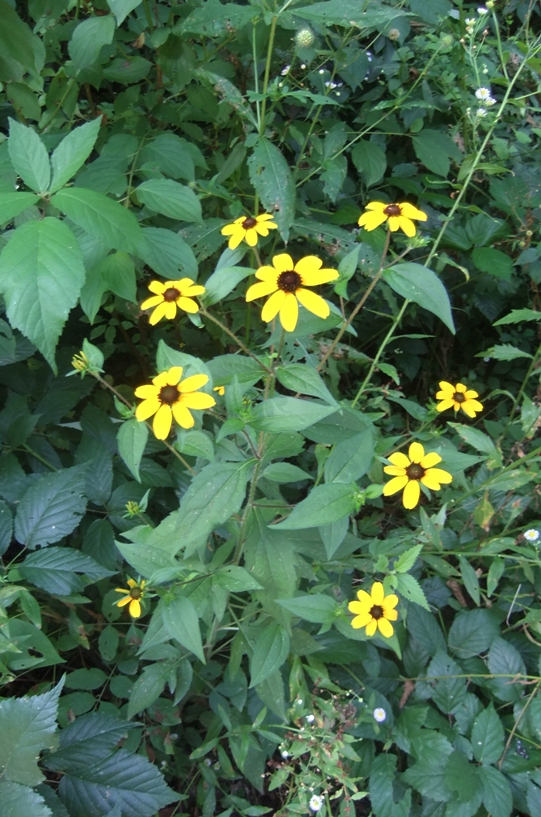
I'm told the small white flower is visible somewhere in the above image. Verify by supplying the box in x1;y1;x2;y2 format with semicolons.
204;758;212;766
524;529;540;542
301;63;306;69
466;17;476;25
483;357;491;362
306;714;315;723
373;707;387;723
281;65;290;76
477;6;488;13
318;69;325;75
281;749;290;759
296;698;303;705
335;92;341;96
309;795;324;812
477;107;487;117
485;95;497;106
213;762;220;770
475;87;491;100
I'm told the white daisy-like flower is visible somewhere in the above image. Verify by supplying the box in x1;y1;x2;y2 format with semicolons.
281;65;290;76
477;6;488;13
477;108;487;117
374;707;387;723
485;95;497;106
281;749;290;758
309;795;324;812
306;714;315;723
524;529;540;542
475;87;492;100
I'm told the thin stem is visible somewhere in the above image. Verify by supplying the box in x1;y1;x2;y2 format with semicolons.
142;0;155;32
259;14;278;136
252;25;261;132
201;308;273;374
21;444;58;471
508;342;541;422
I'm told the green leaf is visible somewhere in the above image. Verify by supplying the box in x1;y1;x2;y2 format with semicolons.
68;16;115;72
50;117;102;193
443;750;482;804
276;594;338;624
0;1;42;83
181;0;256;35
472;247;514;281
45;713;135;773
115;541;176;579
0;192;40;224
136;179;202;222
128;663;169;718
214;566;263;592
276;364;337;405
458;554;481;605
107;0;144;25
58;747;178;817
203;263;253;305
14;465;87;549
319;516;348;559
393;544;423;574
19;547;112;595
369;754;411;817
472;704;505;765
448;609;500;658
250;622;290;687
292;0;408;27
103;56;152;84
483;343;533;361
0;500;13;556
8;118;50;193
384;263;455;334
140;227;198;279
0;781;53;817
139;134;196;182
66;669;108;691
271;483;356;530
412;129;461;177
248;137;295;242
406;604;446;656
486;638;526;702
494;308;541;325
262;463;312;483
51;188;143;254
0;677;64;786
324;428;374;483
448;423;502;466
395;573;430;610
175;429;215;461
115;415;147;479
162;597;205;663
351;140;386;187
478;766;512;817
250;397;335;432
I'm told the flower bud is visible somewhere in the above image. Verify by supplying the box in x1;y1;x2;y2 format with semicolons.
295;28;315;48
388;28;400;41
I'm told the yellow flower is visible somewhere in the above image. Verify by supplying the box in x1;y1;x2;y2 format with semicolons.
348;581;398;638
213;385;225;396
245;253;339;332
358;201;428;237
220;213;278;250
140;279;205;325
135;366;216;440
115;578;147;618
435;381;483;418
383;441;452;509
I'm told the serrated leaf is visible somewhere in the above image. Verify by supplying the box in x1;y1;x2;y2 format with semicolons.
486;638;526;702
247;137;295;241
0;218;85;371
272;483;356;530
395;573;429;610
128;664;169;718
45;713;136;775
351;140;386;187
19;547;112;595
0;781;53;817
51;188;143;254
276;363;337;405
68;16;115;72
262;463;312;483
136;179;202;222
458;554;481;605
50;117;102;193
0;499;13;556
448;608;500;658
250;622;290;687
0;192;40;223
448;423;502;466
369;753;411;817
384;263;455;334
412;129;461;177
472;704;504;764
0;677;64;786
140;226;198;278
8;118;50;193
117;418;148;482
494;308;541;325
483;343;533;361
293;0;408;27
58;747;178;817
162;596;205;663
0;1;41;83
14;466;87;549
479;765;512;817
394;544;423;573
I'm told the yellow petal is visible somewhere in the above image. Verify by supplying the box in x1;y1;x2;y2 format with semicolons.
365;618;378;637
141;295;164;310
116;596;132;607
182;284;206;297
455;382;467;393
134;384;158;399
148;301;173;325
371;582;384;605
135;398;160;422
364;202;387;211
176;296;199;314
152;371;170;388
377;617;394;638
396;216;416;237
127;579;137;588
383;475;408;496
420;451;442;469
408;442;425;463
298;268;339;286
227;229;245;249
464;390;479;399
402;480;420;509
427;468;452;484
178;374;209;393
256;213;276;223
255;265;280;283
166;367;183;385
387;451;410;468
383;465;407;477
382;594;399;611
358;210;387;230
355;589;373;606
220;224;237;235
129;598;142;618
296;288;329;319
114;587;129;594
280;292;299;332
351;612;373;629
246;280;278;301
153;404;173;439
348;600;370;615
272;253;294;273
261;289;287;323
461;400;483;418
254;224;270;237
294;255;323;277
180;392;216;409
147;280;166;294
399;202;427;221
436;399;455;412
383;606;398;621
437;381;455;395
245;228;259;247
172;401;194;429
387;216;402;232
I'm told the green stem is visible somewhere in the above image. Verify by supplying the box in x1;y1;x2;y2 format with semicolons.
259;13;278;136
22;444;58;471
201;308;273;374
508;342;541;422
142;0;155;32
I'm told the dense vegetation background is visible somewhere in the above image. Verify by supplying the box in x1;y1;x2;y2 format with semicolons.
0;0;541;815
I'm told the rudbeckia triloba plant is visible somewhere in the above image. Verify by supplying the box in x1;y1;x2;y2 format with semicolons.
135;366;216;439
435;381;484;418
141;278;205;324
348;582;399;637
115;578;147;618
245;253;339;332
220;212;278;249
358;201;428;237
383;442;453;509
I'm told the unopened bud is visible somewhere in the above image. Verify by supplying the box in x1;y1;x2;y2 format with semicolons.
295;28;315;48
388;28;400;41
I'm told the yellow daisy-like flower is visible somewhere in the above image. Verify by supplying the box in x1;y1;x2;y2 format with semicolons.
140;279;205;325
383;441;452;509
435;381;483;418
245;253;339;332
348;581;398;638
115;578;147;618
220;213;278;250
358;201;428;237
135;366;216;440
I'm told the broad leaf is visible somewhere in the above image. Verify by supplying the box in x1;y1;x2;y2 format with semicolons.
324;428;374;483
50;117;103;193
271;483;356;530
68;16;115;72
412;129;461;177
140;226;198;278
117;419;148;482
107;0;144;25
276;363;337;405
249;622;290;687
14;465;87;549
19;547;113;595
162;596;205;663
0;192;40;223
250;397;335;432
128;664;169;718
248;137;295;241
384;262;455;334
0;218;85;370
0;781;53;817
471;704;505;765
276;594;338;624
52;188;143;254
46;713;137;773
8;118;50;193
136;179;202;222
479;765;512;817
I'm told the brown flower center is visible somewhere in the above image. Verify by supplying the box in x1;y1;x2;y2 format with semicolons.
242;217;258;229
406;463;425;481
130;588;142;600
383;204;402;216
453;392;465;403
277;270;302;293
159;385;180;405
163;287;180;302
370;605;384;620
